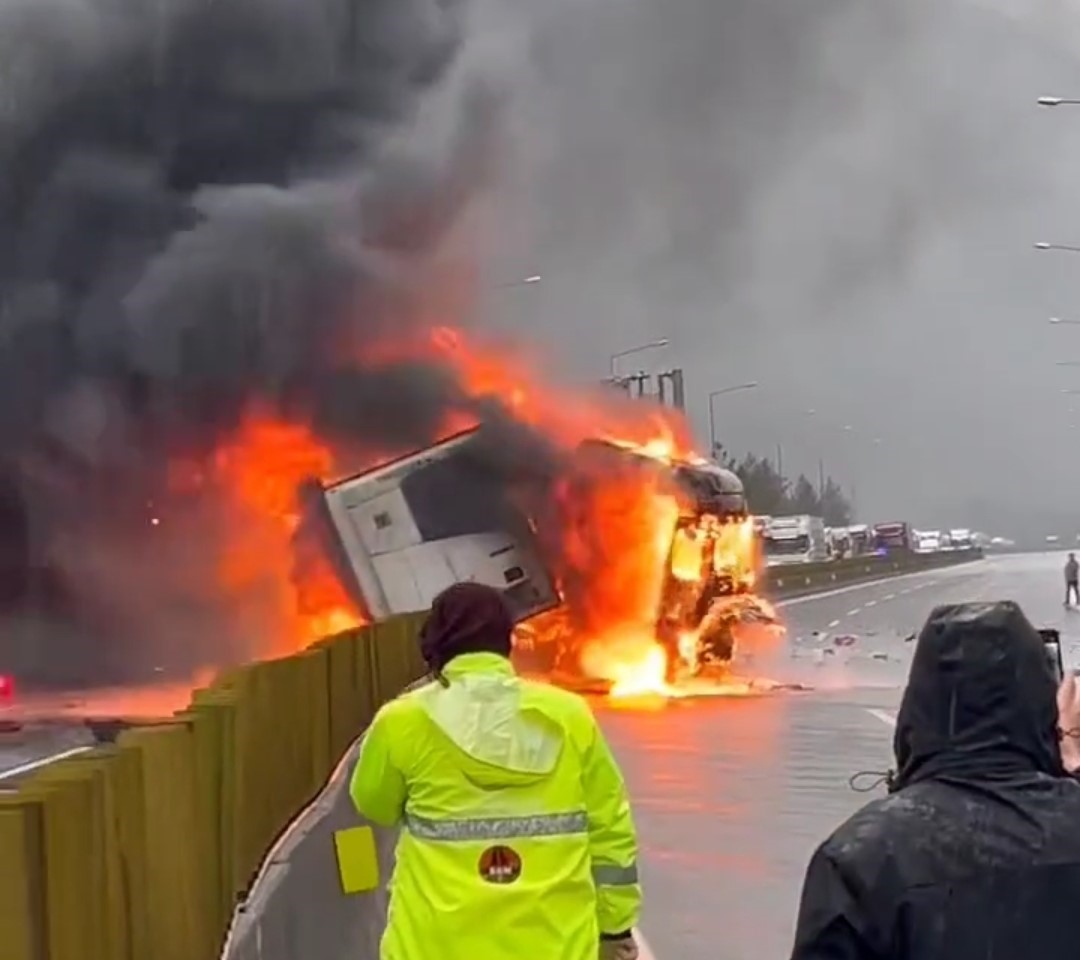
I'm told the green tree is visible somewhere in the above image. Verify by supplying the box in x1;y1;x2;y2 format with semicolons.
731;454;788;515
788;474;821;514
818;477;853;526
715;445;855;522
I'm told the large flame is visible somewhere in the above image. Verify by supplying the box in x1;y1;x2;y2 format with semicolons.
172;325;774;695
168;413;368;656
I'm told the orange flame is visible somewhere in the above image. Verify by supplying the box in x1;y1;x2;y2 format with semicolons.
178;325;772;693
170;412;367;656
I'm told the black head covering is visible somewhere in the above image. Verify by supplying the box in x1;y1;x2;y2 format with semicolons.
892;601;1063;792
419;581;514;677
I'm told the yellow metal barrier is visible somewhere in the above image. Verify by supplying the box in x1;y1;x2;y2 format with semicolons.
0;613;426;960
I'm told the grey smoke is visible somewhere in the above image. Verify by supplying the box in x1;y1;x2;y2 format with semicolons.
482;0;1080;533
0;0;528;686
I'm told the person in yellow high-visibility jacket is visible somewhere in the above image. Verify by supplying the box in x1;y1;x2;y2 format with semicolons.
350;581;642;960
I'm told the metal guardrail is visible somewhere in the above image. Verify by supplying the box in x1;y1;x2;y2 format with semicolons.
764;548;984;600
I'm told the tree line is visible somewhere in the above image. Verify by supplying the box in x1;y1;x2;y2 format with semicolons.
716;449;854;527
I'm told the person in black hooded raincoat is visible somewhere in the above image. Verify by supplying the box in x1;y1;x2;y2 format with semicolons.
790;600;1080;960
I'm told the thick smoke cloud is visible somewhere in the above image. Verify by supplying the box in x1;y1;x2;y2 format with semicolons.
0;0;485;452
0;0;528;687
480;0;1080;536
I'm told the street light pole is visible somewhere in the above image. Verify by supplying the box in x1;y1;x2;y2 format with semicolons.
1038;97;1080;107
1050;317;1080;325
609;338;670;378
708;381;759;458
1035;242;1080;254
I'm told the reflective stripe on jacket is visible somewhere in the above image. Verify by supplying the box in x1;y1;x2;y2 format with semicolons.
349;652;641;960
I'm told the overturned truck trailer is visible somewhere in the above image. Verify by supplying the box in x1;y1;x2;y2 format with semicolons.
304;427;764;682
303;430;559;624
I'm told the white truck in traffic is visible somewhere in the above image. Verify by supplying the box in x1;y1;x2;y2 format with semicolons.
948;528;974;551
763;515;829;566
913;530;942;553
845;524;873;556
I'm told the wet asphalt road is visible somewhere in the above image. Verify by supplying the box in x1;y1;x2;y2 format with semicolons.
0;682;196;782
0;721;94;784
598;552;1073;960
1;552;1071;956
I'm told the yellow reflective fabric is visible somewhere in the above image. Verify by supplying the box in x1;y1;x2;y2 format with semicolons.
350;653;641;960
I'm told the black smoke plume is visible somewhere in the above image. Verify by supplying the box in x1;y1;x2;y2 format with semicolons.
0;0;537;688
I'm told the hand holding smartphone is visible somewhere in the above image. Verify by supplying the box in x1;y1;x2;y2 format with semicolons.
1039;628;1065;684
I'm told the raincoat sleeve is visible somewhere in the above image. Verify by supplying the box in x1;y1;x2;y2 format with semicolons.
581;717;642;936
790;846;880;960
349;705;407;827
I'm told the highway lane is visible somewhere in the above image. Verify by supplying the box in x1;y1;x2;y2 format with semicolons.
598;552;1066;960
0;722;94;784
0;682;190;782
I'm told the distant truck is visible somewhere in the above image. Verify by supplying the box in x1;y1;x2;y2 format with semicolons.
913;529;942;553
872;521;913;554
846;523;873;556
763;515;829;565
306;427;768;683
948;528;974;550
826;526;849;559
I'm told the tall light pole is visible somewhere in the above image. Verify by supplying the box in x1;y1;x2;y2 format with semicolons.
1050;317;1080;325
1035;242;1080;254
1038;97;1080;107
609;338;670;378
708;381;758;458
800;412;881;497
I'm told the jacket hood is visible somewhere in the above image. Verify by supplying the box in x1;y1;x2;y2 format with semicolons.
418;653;564;790
419;582;514;675
892;601;1063;791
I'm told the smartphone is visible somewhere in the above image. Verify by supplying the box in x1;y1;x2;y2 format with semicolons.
1038;628;1064;684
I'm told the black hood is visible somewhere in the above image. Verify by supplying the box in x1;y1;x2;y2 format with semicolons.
892;601;1063;791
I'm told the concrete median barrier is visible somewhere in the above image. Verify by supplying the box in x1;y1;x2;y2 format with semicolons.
219;739;393;960
765;548;983;600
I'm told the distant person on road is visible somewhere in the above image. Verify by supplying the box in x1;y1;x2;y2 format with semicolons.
789;600;1080;960
350;581;642;960
1066;553;1079;607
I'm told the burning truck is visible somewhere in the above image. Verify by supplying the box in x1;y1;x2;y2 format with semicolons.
301;425;774;689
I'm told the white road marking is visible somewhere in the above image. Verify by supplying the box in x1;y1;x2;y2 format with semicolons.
827;619;840;628
883;594;896;601
636;929;657;960
776;567;955;608
846;608;861;617
867;709;897;728
864;600;877;608
0;745;93;782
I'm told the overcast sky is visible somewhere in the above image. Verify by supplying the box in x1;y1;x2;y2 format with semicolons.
460;0;1080;537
